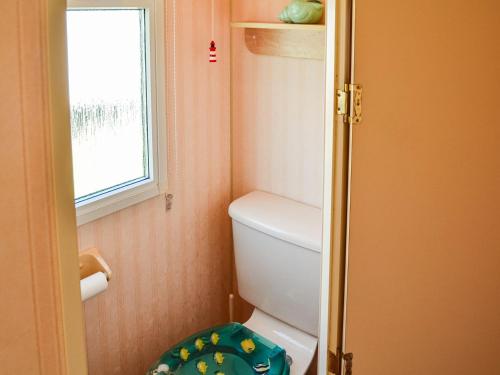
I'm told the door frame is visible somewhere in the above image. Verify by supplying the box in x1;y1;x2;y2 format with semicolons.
47;0;88;372
319;0;354;374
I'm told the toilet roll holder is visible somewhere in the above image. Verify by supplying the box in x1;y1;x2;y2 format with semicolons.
79;248;112;281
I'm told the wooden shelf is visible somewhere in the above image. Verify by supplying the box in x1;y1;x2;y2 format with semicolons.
231;22;326;60
231;22;326;31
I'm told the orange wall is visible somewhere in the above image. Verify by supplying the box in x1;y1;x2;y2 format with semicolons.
345;0;500;373
77;1;232;374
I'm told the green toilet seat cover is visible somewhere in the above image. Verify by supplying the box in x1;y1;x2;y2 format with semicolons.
147;323;290;375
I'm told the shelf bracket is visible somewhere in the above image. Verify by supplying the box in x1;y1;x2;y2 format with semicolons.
243;27;325;60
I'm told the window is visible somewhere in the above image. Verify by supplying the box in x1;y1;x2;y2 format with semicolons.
66;0;166;225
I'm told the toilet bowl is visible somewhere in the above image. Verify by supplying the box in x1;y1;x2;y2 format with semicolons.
148;191;322;375
244;309;317;375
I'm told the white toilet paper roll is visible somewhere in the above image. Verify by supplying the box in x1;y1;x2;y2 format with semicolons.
81;272;108;302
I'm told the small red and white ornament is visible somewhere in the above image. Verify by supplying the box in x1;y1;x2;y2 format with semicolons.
209;0;217;63
209;41;217;63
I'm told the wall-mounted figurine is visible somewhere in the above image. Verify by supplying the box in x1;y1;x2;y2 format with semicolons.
209;0;217;62
279;0;324;24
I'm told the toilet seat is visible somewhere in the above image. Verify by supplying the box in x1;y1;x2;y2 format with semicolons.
148;323;290;375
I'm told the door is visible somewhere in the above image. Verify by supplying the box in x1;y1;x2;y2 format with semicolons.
343;0;500;374
0;0;88;373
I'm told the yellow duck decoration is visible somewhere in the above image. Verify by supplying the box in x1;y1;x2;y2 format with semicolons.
180;347;190;361
195;338;205;352
211;332;220;345
240;338;256;354
213;352;225;365
196;361;208;374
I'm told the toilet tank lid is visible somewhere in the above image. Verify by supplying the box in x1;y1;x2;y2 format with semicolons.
228;191;322;252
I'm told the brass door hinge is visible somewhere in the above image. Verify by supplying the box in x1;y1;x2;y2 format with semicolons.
328;350;354;375
336;84;363;125
328;350;340;374
343;353;354;375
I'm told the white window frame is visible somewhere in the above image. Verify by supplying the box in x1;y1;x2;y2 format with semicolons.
67;0;167;226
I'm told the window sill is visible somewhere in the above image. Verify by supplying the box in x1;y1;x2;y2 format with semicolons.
76;179;165;226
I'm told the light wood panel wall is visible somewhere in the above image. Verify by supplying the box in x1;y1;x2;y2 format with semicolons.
0;0;87;373
78;1;232;374
232;0;288;23
231;0;326;208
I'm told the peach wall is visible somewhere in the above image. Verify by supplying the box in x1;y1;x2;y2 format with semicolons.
231;0;326;208
0;0;87;373
1;3;61;371
78;1;232;374
231;37;326;207
232;0;327;23
230;1;327;326
232;0;289;23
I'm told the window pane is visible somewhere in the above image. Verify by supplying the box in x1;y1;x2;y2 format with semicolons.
67;9;150;202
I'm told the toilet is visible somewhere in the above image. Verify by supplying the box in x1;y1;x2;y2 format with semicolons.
148;191;322;375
